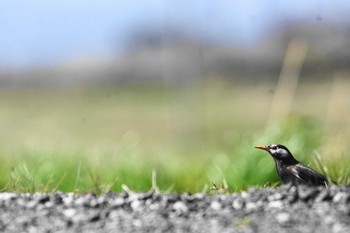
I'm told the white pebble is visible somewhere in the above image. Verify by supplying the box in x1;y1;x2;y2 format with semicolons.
232;199;244;209
241;191;250;199
333;192;349;203
63;208;76;218
0;193;17;201
210;201;221;210
173;201;188;213
268;201;283;209
275;212;290;224
246;202;258;211
131;200;143;211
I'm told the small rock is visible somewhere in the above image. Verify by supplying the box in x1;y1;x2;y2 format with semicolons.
333;192;350;204
232;199;244;210
74;196;88;207
63;208;77;218
149;202;160;210
131;200;143;211
173;201;188;213
90;199;101;208
267;201;283;209
241;191;250;199
0;193;18;201
63;193;75;207
132;219;142;227
97;196;107;205
268;193;283;201
127;193;139;202
192;193;205;200
112;197;125;207
275;212;290;225
26;200;37;209
45;201;54;208
210;201;221;210
245;202;258;211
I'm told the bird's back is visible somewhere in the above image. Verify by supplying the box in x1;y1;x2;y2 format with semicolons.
287;163;327;186
275;160;327;186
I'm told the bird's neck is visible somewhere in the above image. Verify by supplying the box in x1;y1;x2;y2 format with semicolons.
274;159;294;184
276;155;299;165
274;156;298;167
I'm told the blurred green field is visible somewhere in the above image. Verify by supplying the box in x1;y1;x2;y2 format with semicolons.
0;80;350;193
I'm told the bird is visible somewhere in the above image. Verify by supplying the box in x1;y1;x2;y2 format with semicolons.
255;144;328;187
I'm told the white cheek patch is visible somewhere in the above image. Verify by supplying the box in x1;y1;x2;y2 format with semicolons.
276;149;284;154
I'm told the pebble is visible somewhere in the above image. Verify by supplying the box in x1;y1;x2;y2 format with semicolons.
112;197;125;207
173;201;188;213
75;196;89;206
132;219;142;227
240;191;250;199
210;201;221;210
90;199;101;208
26;200;37;209
267;200;283;209
63;208;77;218
192;193;205;200
246;202;259;211
149;202;160;210
131;200;144;211
0;193;18;201
275;212;290;225
232;199;244;210
63;193;75;206
268;192;283;201
333;192;350;204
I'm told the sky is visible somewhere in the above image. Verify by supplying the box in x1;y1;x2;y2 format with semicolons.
1;0;350;68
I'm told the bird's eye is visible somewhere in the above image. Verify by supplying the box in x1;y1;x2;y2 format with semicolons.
270;145;277;150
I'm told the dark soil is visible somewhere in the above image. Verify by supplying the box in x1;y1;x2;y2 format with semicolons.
0;185;349;233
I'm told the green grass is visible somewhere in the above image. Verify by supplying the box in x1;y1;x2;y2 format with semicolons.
0;82;349;193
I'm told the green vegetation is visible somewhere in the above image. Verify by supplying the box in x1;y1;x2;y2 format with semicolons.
0;82;349;193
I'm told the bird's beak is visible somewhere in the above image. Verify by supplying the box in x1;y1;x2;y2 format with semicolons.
255;145;267;151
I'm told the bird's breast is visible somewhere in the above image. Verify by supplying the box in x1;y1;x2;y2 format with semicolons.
275;160;294;184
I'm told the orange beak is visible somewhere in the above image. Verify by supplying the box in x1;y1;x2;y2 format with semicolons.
255;145;267;150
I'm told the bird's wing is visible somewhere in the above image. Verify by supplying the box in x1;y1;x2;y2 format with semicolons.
288;163;327;186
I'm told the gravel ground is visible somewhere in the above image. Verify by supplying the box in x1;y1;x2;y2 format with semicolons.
0;185;349;233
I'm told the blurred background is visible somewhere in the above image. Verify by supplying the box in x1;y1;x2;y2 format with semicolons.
1;0;350;193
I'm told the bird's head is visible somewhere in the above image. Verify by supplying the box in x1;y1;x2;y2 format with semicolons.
255;144;297;163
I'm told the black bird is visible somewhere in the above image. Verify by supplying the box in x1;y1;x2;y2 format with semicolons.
255;144;328;187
